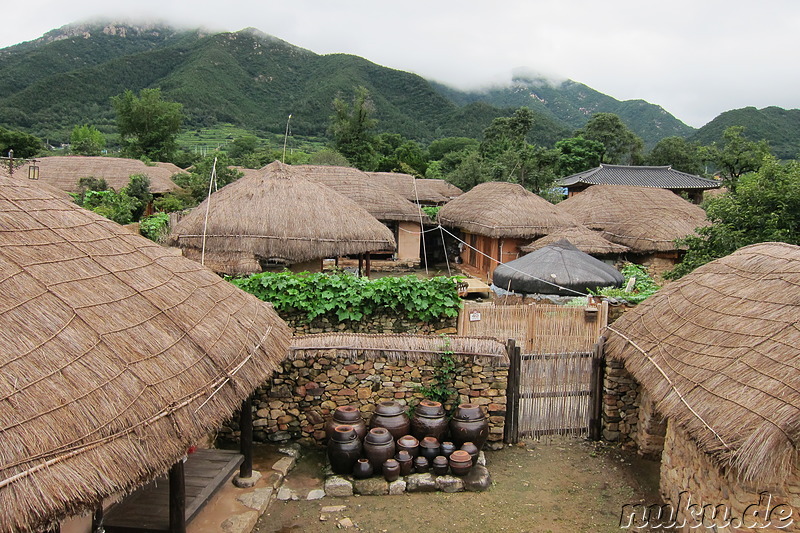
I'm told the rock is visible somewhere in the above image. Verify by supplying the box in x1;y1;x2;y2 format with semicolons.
388;479;406;495
324;476;354;497
338;517;355;528
237;487;273;511
232;470;262;488
267;430;292;442
276;487;295;501
221;511;259;533
477;451;486;467
321;505;347;513
435;475;464;493
405;473;437;492
307;489;326;500
278;443;302;458
463;465;492;492
353;477;389;496
272;456;295;476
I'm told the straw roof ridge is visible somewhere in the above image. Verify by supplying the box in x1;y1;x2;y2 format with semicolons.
557;184;709;253
0;176;292;532
520;225;630;255
289;333;509;367
294;165;431;223
438;181;579;238
169;161;396;274
604;242;800;483
16;155;182;195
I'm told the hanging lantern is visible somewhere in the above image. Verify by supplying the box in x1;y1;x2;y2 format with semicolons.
28;159;39;180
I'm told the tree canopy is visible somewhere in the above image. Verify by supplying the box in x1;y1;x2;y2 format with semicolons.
328;86;378;170
702;126;771;192
70;124;106;156
0;127;42;159
112;88;184;162
575;113;644;165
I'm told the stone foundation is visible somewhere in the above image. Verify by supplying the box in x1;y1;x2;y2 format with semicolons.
602;359;640;447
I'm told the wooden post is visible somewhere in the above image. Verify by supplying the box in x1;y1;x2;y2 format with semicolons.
589;336;606;441
239;396;253;479
365;252;371;277
504;339;521;444
358;254;364;277
91;507;103;532
169;460;186;533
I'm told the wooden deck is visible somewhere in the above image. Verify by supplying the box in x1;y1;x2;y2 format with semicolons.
103;448;243;533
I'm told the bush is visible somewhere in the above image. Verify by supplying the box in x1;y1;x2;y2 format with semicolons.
139;212;170;242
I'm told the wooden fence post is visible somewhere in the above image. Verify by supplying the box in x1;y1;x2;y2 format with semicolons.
240;396;253;479
589;336;606;441
169;459;186;533
504;339;521;444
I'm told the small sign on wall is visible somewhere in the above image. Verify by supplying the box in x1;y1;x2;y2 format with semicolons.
469;310;482;322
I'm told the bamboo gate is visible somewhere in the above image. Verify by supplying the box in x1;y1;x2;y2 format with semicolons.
458;302;608;442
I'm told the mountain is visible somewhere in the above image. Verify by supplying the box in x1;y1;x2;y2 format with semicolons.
0;21;692;148
690;106;800;159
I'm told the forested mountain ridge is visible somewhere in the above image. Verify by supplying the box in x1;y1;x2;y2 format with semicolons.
690;106;800;159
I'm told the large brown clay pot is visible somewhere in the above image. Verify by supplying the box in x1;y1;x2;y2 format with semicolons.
363;427;395;470
396;435;420;458
369;400;411;441
382;459;401;482
325;405;368;441
460;442;479;466
411;400;448;441
449;403;489;450
448;450;472;477
419;436;440;462
327;425;362;475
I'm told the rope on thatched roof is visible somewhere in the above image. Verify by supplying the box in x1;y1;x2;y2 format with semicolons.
289;333;509;367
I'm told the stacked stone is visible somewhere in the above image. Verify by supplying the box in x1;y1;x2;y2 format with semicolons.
219;348;507;449
279;310;457;336
602;359;640;447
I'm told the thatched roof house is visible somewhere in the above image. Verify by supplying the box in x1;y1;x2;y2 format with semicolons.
169;161;396;275
520;226;630;256
16;156;184;195
604;242;800;529
366;172;463;205
437;182;579;280
0;176;292;533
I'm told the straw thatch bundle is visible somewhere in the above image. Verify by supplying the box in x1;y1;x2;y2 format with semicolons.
520;225;630;255
293;165;431;223
557;184;708;253
604;242;800;483
16;156;182;195
0;176;292;533
169;161;396;274
437;181;579;238
290;333;508;367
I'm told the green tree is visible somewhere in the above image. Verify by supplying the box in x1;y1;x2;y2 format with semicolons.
122;174;153;221
555;136;604;176
112;88;184;161
646;136;705;176
172;153;243;205
0;127;42;158
72;177;109;205
575;113;644;165
227;135;260;165
80;190;140;225
328;86;378;170
666;156;800;279
702;126;771;192
374;133;428;176
427;137;479;162
70;124;106;156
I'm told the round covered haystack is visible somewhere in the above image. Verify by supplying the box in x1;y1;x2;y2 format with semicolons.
0;176;292;533
492;239;624;295
556;184;708;253
604;242;800;483
16;155;183;194
169;161;396;274
438;182;579;239
293;165;431;223
520;225;630;256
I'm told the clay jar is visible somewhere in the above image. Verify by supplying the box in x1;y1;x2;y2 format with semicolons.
363;427;395;470
369;400;411;441
448;450;472;477
325;405;367;441
449;403;489;450
410;400;448;441
461;442;479;466
432;455;449;476
395;450;413;476
382;459;401;482
327;425;362;475
352;458;373;479
413;455;429;474
396;435;420;458
440;441;457;459
419;436;441;462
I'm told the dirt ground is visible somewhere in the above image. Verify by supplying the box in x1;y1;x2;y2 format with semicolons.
253;437;663;533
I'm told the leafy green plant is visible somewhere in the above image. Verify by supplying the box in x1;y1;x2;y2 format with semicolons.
229;271;462;323
416;335;458;404
597;262;660;304
421;205;440;219
139;212;170;242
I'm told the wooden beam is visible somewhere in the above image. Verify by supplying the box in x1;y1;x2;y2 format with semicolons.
239;396;253;479
589;336;606;441
169;460;186;533
504;339;521;445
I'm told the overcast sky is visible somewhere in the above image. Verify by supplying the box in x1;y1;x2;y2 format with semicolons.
2;0;798;128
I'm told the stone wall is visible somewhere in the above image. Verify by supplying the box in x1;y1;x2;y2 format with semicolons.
220;347;508;449
656;422;798;532
279;310;457;336
602;359;641;447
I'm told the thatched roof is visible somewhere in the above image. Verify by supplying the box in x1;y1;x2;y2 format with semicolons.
0;176;292;533
520;226;630;255
557;184;708;253
290;333;508;367
293;165;431;223
437;181;579;238
16;156;183;195
604;242;800;483
493;240;624;295
366;173;462;205
169;161;396;274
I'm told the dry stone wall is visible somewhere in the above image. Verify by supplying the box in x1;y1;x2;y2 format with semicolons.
279;310;457;336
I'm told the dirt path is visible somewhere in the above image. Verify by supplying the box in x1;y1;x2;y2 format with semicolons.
254;437;662;533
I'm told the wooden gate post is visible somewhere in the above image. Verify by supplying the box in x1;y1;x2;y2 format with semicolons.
169;459;186;533
504;339;521;444
589;336;606;441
